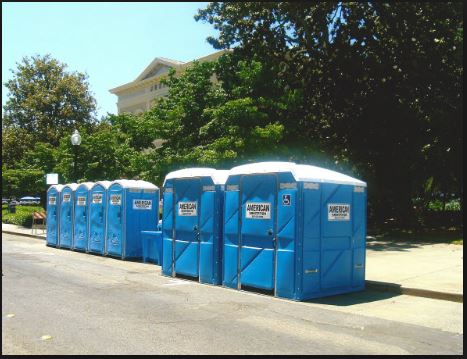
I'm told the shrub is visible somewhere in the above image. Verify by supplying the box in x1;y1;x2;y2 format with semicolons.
1;205;45;228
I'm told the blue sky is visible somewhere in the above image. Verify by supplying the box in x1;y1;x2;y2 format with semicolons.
2;2;219;119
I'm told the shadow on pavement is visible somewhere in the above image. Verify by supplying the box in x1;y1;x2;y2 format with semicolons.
306;289;400;306
366;241;425;251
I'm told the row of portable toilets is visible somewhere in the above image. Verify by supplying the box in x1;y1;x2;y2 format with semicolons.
46;162;367;301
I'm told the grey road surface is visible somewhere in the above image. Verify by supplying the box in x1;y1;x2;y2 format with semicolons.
2;233;463;355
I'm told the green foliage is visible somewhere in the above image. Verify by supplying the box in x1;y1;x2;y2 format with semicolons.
53;119;144;183
427;199;461;212
3;54;97;152
195;2;463;225
2;205;45;228
2;167;45;199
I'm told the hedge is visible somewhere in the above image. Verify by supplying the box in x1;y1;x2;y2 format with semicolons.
2;205;45;228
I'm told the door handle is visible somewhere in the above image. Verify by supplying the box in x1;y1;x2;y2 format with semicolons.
305;269;319;274
267;229;273;236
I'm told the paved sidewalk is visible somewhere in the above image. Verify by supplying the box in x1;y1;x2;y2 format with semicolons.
365;239;463;302
2;223;463;302
2;223;46;239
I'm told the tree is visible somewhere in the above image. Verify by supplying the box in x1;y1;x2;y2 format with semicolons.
141;61;301;184
53;121;143;183
1;126;34;169
3;54;97;149
196;2;463;226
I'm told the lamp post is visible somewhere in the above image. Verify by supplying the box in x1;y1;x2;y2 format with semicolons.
70;129;82;182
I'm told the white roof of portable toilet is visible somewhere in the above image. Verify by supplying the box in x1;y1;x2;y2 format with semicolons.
135;180;159;189
48;184;65;192
229;162;366;187
111;179;158;190
294;164;366;187
76;182;94;190
63;183;79;191
163;168;229;186
93;180;112;189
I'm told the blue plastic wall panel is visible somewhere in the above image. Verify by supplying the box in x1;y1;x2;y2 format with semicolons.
124;189;159;259
352;186;367;288
300;183;322;299
46;189;60;246
320;183;353;292
72;187;90;251
106;185;124;257
162;187;174;275
173;178;202;277
275;173;298;299
141;230;163;265
239;174;277;291
222;188;240;289
198;183;223;285
59;187;74;248
88;185;107;254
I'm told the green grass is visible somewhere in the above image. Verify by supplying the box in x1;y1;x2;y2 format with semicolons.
2;205;45;228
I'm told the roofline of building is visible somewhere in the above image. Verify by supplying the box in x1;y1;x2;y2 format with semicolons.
109;49;229;94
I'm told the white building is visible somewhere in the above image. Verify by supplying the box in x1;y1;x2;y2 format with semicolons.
109;50;227;115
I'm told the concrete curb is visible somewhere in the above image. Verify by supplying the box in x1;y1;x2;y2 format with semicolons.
366;280;463;303
2;230;46;240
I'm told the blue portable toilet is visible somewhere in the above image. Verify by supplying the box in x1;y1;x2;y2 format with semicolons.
72;182;94;252
222;162;367;300
46;184;64;247
58;183;79;249
161;168;229;285
105;179;159;260
88;180;112;255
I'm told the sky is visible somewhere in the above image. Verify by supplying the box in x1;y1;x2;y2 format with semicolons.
2;2;219;119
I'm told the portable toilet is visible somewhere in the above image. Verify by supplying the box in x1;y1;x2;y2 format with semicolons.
161;168;229;285
58;183;79;249
88;180;112;255
46;184;64;247
222;161;367;300
72;182;94;252
105;179;159;260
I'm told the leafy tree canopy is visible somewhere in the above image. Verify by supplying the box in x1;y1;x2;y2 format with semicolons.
3;54;97;149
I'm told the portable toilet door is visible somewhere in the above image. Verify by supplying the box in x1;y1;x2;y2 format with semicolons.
106;180;159;259
223;162;295;294
88;180;112;254
161;168;228;284
72;182;94;251
58;183;79;249
46;184;64;247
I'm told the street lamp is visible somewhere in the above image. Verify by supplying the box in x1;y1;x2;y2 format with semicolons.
70;129;82;182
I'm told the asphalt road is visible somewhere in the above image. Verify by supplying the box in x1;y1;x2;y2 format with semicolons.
2;233;463;355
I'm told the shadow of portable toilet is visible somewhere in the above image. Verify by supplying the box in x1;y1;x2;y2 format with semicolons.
58;183;79;249
72;182;94;252
88;180;112;255
222;162;367;300
105;180;159;260
161;168;229;285
46;184;64;247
